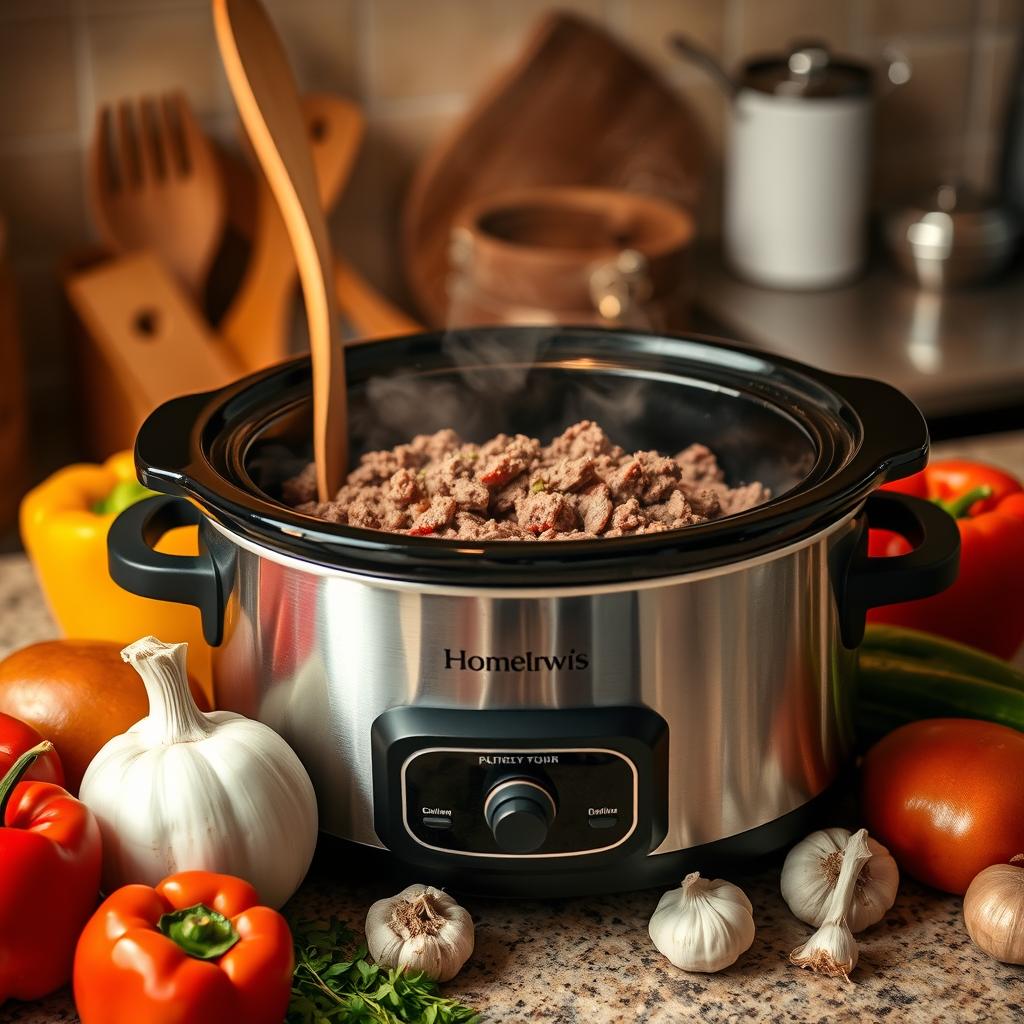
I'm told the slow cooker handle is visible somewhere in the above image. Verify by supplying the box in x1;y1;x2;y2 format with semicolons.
820;372;931;484
107;496;234;646
835;491;960;648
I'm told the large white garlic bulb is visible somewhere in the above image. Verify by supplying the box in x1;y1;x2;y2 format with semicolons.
80;636;318;908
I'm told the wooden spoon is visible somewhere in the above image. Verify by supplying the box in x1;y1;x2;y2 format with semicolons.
213;0;346;499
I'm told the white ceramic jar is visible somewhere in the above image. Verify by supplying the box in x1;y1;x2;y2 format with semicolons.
724;46;888;290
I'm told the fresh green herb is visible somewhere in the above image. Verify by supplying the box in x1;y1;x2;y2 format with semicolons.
287;917;479;1024
530;478;547;493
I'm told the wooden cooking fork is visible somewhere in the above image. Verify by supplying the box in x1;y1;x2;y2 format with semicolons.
88;93;226;296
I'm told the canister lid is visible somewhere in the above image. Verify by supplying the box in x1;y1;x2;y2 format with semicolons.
740;41;873;98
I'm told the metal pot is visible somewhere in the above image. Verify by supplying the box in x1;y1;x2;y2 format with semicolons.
107;327;958;896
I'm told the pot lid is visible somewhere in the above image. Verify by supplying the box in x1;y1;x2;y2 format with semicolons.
741;41;873;98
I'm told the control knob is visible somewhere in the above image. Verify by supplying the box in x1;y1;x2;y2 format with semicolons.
484;778;556;853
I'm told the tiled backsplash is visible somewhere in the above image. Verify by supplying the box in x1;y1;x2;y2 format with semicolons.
1;0;1021;473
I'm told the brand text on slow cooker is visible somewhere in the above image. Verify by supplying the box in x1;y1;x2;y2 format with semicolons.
443;648;590;672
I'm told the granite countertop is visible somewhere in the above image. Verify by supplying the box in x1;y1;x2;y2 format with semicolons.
1;433;1023;1023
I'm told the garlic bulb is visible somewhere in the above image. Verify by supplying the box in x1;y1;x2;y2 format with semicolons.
366;885;474;982
790;828;872;979
648;872;755;972
781;827;899;932
963;856;1024;965
80;637;318;908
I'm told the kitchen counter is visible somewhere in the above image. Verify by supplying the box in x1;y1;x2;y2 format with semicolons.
697;251;1024;426
2;432;1024;1024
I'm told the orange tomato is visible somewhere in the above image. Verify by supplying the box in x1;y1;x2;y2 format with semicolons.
861;718;1024;895
0;641;210;794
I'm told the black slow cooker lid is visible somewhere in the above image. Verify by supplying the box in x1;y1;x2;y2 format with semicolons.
134;327;929;585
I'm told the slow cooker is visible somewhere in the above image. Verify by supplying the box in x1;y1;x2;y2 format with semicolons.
107;327;959;897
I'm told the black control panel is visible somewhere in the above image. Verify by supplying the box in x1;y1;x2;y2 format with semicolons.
372;706;668;870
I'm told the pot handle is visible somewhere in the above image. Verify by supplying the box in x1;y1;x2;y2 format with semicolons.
107;495;234;646
834;491;960;648
815;371;930;485
134;389;216;490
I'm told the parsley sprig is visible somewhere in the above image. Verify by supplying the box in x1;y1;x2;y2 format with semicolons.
287;917;480;1024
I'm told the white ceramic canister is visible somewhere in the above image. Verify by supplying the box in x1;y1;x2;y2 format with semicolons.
724;45;884;290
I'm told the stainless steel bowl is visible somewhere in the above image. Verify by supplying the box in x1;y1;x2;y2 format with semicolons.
885;183;1021;290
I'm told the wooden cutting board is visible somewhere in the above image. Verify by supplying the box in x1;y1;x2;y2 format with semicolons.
66;250;241;456
402;11;706;326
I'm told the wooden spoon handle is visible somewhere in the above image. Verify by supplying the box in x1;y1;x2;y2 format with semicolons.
213;0;346;499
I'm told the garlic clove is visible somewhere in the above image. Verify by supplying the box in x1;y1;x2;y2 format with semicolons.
366;884;474;982
649;872;755;973
788;829;873;981
849;837;899;933
790;921;859;979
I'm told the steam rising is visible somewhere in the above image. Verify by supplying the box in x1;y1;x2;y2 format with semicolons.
353;326;651;452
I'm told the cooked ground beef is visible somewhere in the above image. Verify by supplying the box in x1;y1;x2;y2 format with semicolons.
283;420;769;541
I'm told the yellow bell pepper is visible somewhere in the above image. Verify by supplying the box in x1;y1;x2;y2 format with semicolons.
19;452;213;699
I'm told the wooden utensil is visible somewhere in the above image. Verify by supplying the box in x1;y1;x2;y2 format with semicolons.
220;96;418;348
65;250;241;451
403;11;706;325
88;93;226;297
213;0;346;499
220;93;362;370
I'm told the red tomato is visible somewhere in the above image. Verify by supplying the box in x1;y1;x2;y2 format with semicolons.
0;711;64;786
861;719;1024;895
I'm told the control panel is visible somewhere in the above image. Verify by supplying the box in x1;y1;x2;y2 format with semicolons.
372;706;668;866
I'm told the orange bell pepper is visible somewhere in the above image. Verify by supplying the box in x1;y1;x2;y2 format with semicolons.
73;871;293;1024
19;452;212;698
0;741;102;1004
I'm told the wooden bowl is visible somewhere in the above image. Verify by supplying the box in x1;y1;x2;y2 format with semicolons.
448;186;696;329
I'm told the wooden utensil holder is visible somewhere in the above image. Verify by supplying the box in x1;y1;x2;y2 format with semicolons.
64;249;241;460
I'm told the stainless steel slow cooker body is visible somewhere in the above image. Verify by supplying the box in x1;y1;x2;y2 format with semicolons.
109;327;959;896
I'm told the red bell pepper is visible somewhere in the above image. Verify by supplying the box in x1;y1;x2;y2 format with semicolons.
0;740;101;1004
869;459;1024;659
0;712;63;786
74;870;294;1024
